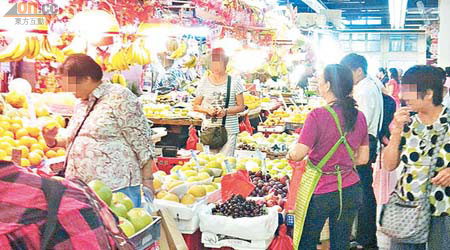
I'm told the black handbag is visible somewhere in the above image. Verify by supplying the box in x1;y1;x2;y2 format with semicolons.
200;76;231;149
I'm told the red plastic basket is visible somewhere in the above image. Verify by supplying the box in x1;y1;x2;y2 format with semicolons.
156;157;190;174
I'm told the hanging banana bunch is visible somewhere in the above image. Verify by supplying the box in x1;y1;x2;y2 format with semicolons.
111;73;128;87
0;36;29;62
169;40;187;59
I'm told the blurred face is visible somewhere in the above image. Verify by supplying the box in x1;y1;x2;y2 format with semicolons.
318;72;330;98
211;53;227;74
56;74;93;100
399;84;432;112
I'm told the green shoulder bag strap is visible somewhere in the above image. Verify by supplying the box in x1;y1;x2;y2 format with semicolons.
293;105;355;249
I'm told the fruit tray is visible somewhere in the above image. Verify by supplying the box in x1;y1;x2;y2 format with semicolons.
130;216;161;250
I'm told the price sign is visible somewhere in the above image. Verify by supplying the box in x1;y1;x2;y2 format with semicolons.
204;145;210;155
223;159;232;173
12;149;22;166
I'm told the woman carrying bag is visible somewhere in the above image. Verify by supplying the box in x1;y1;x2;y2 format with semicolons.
192;48;245;156
382;65;450;250
287;64;370;250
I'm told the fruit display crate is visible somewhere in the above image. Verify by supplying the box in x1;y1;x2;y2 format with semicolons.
202;232;274;250
130;216;161;250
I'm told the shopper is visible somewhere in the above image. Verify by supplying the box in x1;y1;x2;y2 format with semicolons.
340;53;383;250
192;48;245;156
387;68;401;107
383;65;450;250
377;67;389;86
0;161;127;249
288;64;369;250
42;54;154;206
442;67;450;108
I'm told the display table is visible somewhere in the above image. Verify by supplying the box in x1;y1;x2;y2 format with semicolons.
149;118;202;126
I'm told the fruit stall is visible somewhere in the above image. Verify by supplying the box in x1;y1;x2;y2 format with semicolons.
0;0;329;249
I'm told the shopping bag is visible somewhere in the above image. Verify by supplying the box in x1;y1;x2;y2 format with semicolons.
185;125;199;150
268;225;293;250
221;170;255;201
286;160;306;212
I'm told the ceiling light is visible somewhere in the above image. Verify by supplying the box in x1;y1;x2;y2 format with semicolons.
389;0;408;29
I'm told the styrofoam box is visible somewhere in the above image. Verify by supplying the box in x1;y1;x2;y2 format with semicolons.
174;214;200;234
257;125;285;133
154;189;220;220
202;232;274;250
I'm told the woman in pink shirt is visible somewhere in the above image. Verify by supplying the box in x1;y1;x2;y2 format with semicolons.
387;68;401;107
287;64;369;250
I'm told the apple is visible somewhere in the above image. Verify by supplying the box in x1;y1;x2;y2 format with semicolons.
118;217;135;237
112;192;134;211
127;208;153;232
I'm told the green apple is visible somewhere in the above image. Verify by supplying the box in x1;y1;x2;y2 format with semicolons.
110;203;128;218
88;180;112;205
118;217;135;237
127;208;153;232
112;192;134;211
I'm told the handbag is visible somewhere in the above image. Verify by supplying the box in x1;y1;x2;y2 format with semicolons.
200;76;231;149
379;132;445;244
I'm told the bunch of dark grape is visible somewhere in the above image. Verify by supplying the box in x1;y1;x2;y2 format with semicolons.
249;171;289;198
211;194;266;218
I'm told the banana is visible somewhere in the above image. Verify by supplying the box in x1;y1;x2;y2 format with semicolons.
32;36;40;58
170;40;187;59
183;55;197;68
10;38;28;61
25;36;34;59
0;38;23;61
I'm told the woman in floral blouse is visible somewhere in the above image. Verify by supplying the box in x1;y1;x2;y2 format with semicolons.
384;65;450;250
43;54;154;205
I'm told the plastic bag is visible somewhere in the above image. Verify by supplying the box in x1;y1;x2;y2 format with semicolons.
185;125;198;150
286;160;306;212
221;170;255;201
268;225;293;250
244;114;254;135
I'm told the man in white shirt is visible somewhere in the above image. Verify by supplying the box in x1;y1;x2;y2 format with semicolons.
341;53;383;250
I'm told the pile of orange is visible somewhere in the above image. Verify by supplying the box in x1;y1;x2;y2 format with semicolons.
0;114;66;167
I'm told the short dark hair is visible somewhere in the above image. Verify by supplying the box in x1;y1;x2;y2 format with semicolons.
340;53;368;75
401;65;443;106
58;54;103;82
378;67;387;75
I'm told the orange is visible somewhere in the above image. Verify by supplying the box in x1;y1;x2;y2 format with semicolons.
0;121;10;131
46;149;57;158
0;136;15;145
35;106;49;117
0;127;5;137
30;143;44;152
3;131;14;138
28;152;42;166
32;149;45;158
19;136;37;148
38;140;49;152
25;126;41;138
0;142;12;156
15;145;29;158
15;128;28;139
10;123;22;134
45;121;59;130
55;115;66;128
56;148;66;157
10;117;23;126
0;149;6;159
20;158;30;167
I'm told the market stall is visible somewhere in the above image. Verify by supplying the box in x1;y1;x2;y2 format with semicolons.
0;0;324;249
